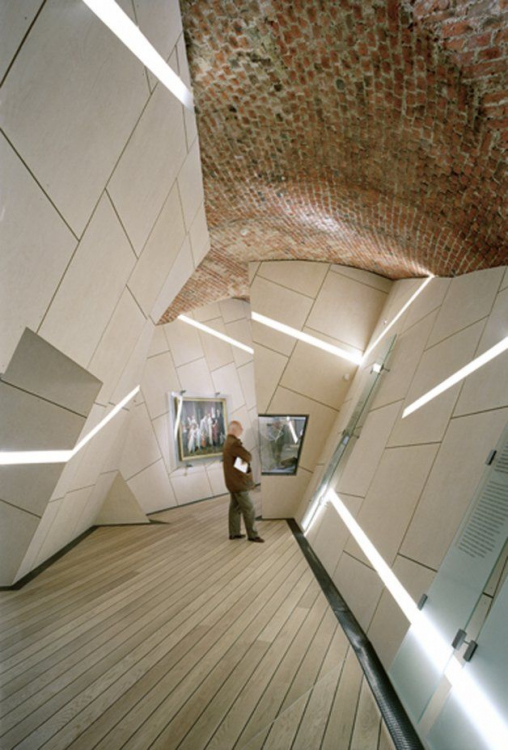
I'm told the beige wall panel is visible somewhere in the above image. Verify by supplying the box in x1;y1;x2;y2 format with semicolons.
176;357;214;395
502;267;508;292
260;468;312;518
177;138;205;230
2;328;101;418
400;408;508;571
0;0;148;235
206;463;228;497
295;462;325;525
388;320;485;447
257;260;329;298
280;340;357;410
199;320;235;372
306;271;388;350
249;261;261;283
108;84;186;253
308;497;361;577
189;203;211;266
0;464;63;517
0;134;77;372
152;414;173;473
164;319;204;367
170;465;213;506
0;382;85;452
219;299;248;323
150;237;195;322
13;498;61;584
128;184;186;316
96;472;149;525
330;264;393;293
0;0;43;81
402;278;450;332
110;319;154;406
35;487;93;565
427;268;504;348
229;404;254;448
119;403;162;481
77;471;116;532
345;444;439;567
253;345;288;413
337;401;401;499
128;459;177;513
332;553;384;631
143;352;180;420
70;406;130;491
225;318;254;368
149;326;169;358
133;0;182;63
40;196;136;367
372;311;437;411
192;302;222;322
367;556;435;670
454;287;508;416
212;363;245;412
366;279;420;359
238;362;257;411
268;387;338;472
176;35;198;150
251;276;313;353
89;291;146;405
0;501;40;585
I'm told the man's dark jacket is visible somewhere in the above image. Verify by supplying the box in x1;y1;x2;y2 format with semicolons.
222;435;254;493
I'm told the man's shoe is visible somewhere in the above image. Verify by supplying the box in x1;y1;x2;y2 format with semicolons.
229;534;246;539
248;536;265;543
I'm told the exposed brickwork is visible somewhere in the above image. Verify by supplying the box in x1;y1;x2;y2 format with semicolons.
160;0;507;323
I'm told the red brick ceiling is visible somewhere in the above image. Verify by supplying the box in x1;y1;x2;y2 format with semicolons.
160;0;507;323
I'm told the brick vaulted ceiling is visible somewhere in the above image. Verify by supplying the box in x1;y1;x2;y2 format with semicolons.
160;0;507;323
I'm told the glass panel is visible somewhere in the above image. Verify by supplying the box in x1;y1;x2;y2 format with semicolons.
390;423;508;723
259;414;308;475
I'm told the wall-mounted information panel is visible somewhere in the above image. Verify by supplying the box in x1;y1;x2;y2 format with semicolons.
390;423;508;725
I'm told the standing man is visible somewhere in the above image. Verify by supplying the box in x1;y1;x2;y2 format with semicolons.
223;421;264;543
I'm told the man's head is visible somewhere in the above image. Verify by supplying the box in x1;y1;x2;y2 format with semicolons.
228;420;243;438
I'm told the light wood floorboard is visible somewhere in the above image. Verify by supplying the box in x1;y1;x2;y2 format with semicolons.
0;492;396;750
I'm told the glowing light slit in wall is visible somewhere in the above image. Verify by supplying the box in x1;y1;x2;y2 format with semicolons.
363;275;434;359
251;312;363;365
0;386;140;466
318;490;508;749
403;335;508;418
177;315;254;354
174;395;184;440
82;0;194;110
287;417;298;444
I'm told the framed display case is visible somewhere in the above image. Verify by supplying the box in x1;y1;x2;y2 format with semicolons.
258;414;308;475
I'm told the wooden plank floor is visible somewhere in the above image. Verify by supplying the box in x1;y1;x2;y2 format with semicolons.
0;492;396;750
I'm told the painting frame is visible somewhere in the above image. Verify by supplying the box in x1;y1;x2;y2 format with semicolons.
170;392;229;465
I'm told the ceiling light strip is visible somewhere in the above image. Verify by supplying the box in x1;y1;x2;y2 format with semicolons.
0;386;140;466
251;312;362;365
178;315;254;354
363;276;434;359
82;0;194;110
403;336;508;418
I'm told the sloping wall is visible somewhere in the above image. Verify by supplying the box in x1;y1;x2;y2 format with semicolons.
298;266;508;669
249;260;392;517
118;299;258;513
0;0;208;585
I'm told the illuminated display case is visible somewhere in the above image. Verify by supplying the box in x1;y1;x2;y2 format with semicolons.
258;414;308;476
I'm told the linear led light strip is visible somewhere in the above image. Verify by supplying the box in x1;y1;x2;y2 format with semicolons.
177;315;254;354
318;490;508;750
82;0;193;110
0;386;140;466
251;312;363;364
403;336;508;418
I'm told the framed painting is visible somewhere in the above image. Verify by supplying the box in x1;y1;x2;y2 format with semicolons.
172;394;229;463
